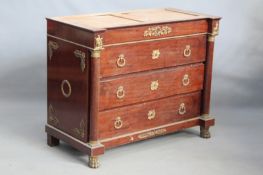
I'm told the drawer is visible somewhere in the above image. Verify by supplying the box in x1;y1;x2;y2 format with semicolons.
100;35;206;77
100;63;204;110
99;91;201;139
103;19;208;45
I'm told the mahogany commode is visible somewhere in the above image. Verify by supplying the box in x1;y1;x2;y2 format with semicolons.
45;8;220;168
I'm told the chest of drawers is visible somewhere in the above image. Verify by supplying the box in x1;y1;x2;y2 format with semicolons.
45;8;220;168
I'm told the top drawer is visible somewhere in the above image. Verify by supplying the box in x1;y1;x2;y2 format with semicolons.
100;35;206;77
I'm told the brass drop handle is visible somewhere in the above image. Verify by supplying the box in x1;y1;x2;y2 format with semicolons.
116;86;125;99
178;103;186;115
152;49;160;59
61;80;72;98
114;117;123;129
148;109;156;120
182;74;190;86
183;45;191;57
116;54;126;67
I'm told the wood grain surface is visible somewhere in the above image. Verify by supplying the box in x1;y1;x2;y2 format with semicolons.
100;63;204;110
47;36;90;142
100;35;206;77
99;91;201;139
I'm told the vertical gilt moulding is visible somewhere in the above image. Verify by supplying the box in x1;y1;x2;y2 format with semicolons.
91;35;104;58
208;21;219;42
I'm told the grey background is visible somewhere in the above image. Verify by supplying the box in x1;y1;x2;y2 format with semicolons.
0;0;262;175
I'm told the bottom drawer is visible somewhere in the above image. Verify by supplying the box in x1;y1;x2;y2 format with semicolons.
98;91;201;139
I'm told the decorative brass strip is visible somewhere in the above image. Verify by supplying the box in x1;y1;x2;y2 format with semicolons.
48;33;208;49
47;34;93;50
144;26;172;37
72;118;85;139
129;136;134;141
48;104;59;126
100;117;199;143
138;128;167;139
74;50;86;72
104;32;208;47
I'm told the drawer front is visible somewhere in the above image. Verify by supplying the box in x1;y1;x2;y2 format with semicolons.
47;36;89;142
103;19;208;45
100;63;204;110
100;35;206;77
99;91;201;139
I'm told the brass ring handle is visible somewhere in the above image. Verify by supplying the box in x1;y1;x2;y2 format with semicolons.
61;80;71;98
183;45;191;57
148;109;156;120
116;86;125;99
182;74;190;86
114;117;123;129
116;54;126;67
178;103;186;115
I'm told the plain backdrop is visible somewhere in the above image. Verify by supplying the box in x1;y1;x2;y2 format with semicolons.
0;0;263;175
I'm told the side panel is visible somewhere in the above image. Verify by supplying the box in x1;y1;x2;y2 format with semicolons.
47;36;90;142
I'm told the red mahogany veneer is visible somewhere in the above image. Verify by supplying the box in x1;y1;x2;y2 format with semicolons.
45;8;220;168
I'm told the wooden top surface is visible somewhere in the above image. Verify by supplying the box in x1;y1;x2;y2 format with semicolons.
49;8;220;31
